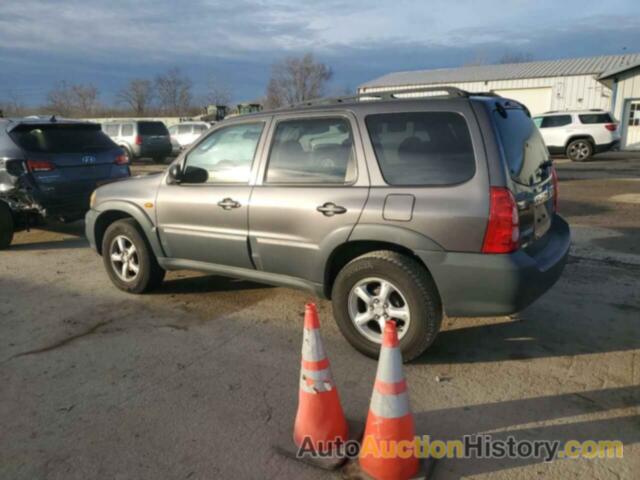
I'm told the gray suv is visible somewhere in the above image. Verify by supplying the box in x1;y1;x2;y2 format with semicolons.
102;120;172;164
86;88;570;360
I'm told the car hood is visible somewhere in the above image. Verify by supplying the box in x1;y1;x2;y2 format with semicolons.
94;172;164;210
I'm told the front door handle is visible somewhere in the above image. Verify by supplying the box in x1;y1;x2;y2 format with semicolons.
317;202;347;216
217;198;241;210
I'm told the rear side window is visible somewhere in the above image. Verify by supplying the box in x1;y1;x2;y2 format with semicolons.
10;124;116;153
540;115;571;128
265;117;356;184
177;124;191;134
103;124;119;136
365;112;475;186
579;113;612;124
194;124;208;133
493;107;549;185
121;124;134;136
138;121;168;135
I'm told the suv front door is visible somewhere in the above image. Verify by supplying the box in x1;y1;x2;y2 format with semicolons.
249;114;369;284
156;121;268;269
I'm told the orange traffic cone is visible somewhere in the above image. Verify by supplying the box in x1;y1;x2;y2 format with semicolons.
293;303;349;451
357;320;422;480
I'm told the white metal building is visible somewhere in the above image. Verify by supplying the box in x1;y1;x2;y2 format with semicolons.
359;53;640;150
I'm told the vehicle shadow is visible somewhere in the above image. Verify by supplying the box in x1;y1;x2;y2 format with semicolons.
590;226;640;256
413;385;640;478
414;297;640;365
9;220;88;251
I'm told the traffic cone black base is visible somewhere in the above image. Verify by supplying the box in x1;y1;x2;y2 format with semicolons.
275;418;365;470
341;457;437;480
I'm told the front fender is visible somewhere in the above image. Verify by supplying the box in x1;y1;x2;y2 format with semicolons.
91;200;165;258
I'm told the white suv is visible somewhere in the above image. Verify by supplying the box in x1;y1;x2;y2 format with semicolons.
168;121;211;150
533;110;620;161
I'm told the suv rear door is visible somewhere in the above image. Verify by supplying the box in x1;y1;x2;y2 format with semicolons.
8;123;126;205
249;113;369;283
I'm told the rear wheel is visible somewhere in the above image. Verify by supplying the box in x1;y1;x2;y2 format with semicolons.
566;139;593;162
101;218;165;293
0;203;14;250
331;250;442;362
120;146;132;163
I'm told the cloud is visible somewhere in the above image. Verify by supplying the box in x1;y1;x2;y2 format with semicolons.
0;0;639;104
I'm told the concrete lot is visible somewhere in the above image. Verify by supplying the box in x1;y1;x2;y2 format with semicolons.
1;154;639;480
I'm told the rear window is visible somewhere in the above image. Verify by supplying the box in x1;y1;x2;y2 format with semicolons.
10;124;116;154
493;107;549;185
138;121;168;135
365;112;475;186
579;113;612;124
539;115;572;128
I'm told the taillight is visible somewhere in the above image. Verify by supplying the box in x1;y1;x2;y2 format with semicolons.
482;187;519;254
135;135;143;145
115;154;129;165
26;159;56;172
604;123;617;132
551;166;559;212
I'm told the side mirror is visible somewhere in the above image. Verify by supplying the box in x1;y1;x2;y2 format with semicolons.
182;166;209;184
167;163;182;184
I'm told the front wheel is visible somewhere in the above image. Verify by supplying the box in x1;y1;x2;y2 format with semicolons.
566;139;593;162
331;251;442;362
0;203;14;250
101;218;165;293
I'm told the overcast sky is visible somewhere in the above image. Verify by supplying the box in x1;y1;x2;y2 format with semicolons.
1;0;639;105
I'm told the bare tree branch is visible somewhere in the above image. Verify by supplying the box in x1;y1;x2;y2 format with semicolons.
205;75;232;107
116;79;154;115
46;81;100;117
265;53;332;109
155;68;193;116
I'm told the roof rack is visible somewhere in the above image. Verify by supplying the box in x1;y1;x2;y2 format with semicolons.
282;86;495;110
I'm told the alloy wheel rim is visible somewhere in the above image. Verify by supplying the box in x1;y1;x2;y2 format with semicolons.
569;141;590;160
110;235;140;282
347;277;411;343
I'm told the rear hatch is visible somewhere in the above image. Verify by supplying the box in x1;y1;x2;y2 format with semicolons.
138;121;171;151
9;123;126;208
491;102;556;249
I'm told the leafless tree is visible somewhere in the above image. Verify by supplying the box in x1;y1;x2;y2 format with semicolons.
265;53;333;109
46;81;100;116
0;92;26;117
498;51;534;64
155;68;193;115
117;79;154;115
205;75;232;107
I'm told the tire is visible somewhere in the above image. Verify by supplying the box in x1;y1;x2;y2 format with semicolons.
566;139;593;162
0;203;14;250
101;218;165;293
331;250;442;362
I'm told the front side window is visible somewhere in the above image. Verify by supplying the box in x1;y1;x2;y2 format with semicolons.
184;122;264;184
365;112;475;186
177;124;191;134
265;117;356;184
540;115;572;128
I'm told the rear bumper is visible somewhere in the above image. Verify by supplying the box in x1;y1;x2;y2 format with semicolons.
595;140;620;153
416;216;571;317
135;144;172;158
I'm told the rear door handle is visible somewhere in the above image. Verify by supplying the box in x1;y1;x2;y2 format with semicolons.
217;198;241;210
317;202;347;216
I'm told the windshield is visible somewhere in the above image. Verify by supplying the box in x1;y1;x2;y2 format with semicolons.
493;107;549;186
10;124;117;153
